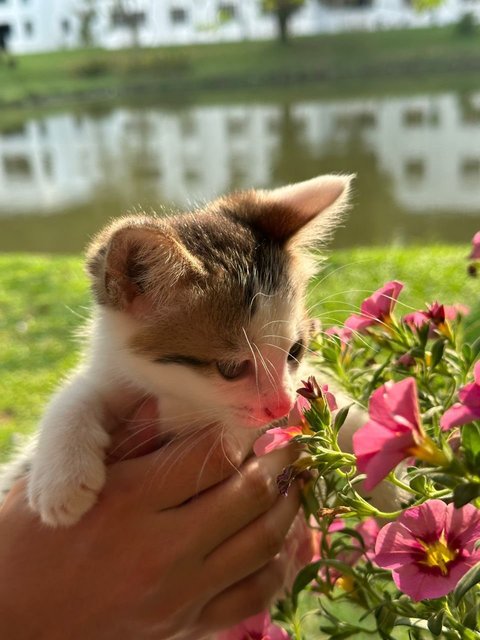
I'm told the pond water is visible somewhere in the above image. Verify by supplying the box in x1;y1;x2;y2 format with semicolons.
0;88;479;253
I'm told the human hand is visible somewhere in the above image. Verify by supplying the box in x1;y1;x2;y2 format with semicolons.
0;400;304;640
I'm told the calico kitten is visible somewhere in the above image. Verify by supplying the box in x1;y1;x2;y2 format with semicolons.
3;175;353;527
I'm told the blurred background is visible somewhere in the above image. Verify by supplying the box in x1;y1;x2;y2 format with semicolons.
0;0;479;252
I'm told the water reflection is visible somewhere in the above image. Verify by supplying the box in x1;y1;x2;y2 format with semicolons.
0;90;479;252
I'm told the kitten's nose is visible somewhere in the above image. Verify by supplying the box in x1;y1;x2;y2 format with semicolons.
264;397;294;421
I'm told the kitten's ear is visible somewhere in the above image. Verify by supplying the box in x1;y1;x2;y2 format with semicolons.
260;174;354;247
86;218;204;313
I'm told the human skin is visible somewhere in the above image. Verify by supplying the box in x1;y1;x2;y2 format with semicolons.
0;400;306;640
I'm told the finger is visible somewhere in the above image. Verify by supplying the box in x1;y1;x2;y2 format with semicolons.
188;444;301;553
280;510;316;594
107;426;258;508
107;398;162;462
203;481;301;592
198;550;289;633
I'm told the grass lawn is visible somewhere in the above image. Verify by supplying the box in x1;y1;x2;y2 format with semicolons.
1;25;480;110
1;245;477;459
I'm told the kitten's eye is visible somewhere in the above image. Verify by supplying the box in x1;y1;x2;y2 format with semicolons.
288;339;305;364
217;360;249;380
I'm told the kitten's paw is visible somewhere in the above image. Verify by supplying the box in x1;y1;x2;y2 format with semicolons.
28;462;106;527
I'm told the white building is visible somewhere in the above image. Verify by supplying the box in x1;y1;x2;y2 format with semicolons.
0;0;479;55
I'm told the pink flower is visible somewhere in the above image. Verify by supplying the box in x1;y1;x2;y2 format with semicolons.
253;426;302;456
297;376;338;411
353;378;446;491
218;611;290;640
403;302;469;333
375;499;480;601
333;517;380;568
253;397;311;456
345;281;403;332
296;377;337;411
354;518;381;563
325;325;353;344
469;231;480;260
397;353;415;369
311;518;379;589
287;395;310;427
445;303;470;320
440;361;480;430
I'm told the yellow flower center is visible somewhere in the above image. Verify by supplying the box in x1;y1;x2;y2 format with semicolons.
336;575;356;592
407;435;449;467
418;533;458;575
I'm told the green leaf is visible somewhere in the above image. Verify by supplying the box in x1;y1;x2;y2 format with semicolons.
462;343;473;367
338;527;369;548
417;323;430;349
462;422;480;470
375;605;396;636
463;602;480;630
318;558;358;577
471;336;480;359
409;475;427;493
291;560;320;607
427;610;445;636
393;617;429;630
453;561;480;605
329;631;359;640
430;339;445;369
428;472;458;489
334;404;351;433
453;483;480;507
410;346;425;358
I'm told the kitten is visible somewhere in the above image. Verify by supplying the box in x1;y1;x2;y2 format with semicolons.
2;175;353;527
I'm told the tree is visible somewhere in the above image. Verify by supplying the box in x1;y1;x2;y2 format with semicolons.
77;0;97;48
261;0;306;44
111;0;145;48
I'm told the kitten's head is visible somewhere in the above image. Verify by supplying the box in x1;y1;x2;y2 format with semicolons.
86;175;353;430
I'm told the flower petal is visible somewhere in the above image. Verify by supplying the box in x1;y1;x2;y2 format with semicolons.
375;521;424;570
440;403;479;430
344;313;375;332
392;558;473;601
253;427;302;456
469;231;480;260
446;502;480;551
399;499;446;542
458;382;480;410
217;611;290;640
365;280;403;319
288;396;310;427
361;438;416;491
474;360;480;385
368;379;421;435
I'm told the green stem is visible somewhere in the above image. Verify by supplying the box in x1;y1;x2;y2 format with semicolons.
387;473;418;495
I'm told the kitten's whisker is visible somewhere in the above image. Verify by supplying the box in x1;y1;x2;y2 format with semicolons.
252;342;279;399
261;333;291;343
249;291;275;316
263;354;282;399
307;258;376;299
143;422;217;497
116;431;164;462
109;422;161;457
221;427;245;477
119;406;218;452
195;426;227;494
243;327;261;403
264;342;302;368
258;319;291;333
